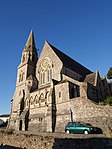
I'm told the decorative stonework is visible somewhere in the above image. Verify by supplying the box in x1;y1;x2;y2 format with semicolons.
39;57;52;86
40;57;52;71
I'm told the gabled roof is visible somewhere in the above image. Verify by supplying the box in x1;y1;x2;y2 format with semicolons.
27;75;34;80
27;74;37;81
84;72;96;85
48;42;92;77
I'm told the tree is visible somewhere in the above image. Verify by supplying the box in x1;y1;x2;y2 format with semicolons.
107;67;112;79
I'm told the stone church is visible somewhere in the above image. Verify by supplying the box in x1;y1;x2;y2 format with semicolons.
9;31;112;132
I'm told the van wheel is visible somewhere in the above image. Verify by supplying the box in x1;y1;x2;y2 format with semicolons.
66;130;70;134
84;130;89;134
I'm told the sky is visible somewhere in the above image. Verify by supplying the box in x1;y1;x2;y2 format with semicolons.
0;0;112;115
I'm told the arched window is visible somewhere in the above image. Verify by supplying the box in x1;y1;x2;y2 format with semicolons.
26;98;29;107
39;57;52;85
34;95;38;104
47;69;52;82
19;72;24;82
30;97;34;105
40;93;45;102
43;72;45;84
45;91;49;105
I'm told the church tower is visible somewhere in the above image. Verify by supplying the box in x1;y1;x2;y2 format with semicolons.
17;30;38;85
10;31;38;130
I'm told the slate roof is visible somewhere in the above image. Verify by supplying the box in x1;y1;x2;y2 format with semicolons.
48;42;92;77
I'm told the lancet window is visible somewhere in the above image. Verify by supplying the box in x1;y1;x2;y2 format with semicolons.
22;54;26;63
34;95;39;104
30;97;34;105
19;72;24;83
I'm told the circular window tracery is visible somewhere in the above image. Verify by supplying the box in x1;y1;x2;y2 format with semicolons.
39;57;52;85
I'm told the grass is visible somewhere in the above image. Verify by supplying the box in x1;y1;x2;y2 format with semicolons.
0;128;14;134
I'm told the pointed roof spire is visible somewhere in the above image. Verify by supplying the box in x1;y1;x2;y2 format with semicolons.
23;30;36;53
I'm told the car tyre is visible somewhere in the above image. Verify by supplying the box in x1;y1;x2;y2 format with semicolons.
66;130;70;134
84;130;89;134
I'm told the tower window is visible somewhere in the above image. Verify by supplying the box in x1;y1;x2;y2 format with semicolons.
19;74;21;82
19;72;24;82
22;54;25;63
59;91;61;98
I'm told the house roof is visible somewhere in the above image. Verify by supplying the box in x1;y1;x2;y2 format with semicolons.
48;42;92;77
0;114;10;117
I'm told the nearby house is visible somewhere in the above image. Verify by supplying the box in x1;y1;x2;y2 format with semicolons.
9;31;112;132
0;114;10;123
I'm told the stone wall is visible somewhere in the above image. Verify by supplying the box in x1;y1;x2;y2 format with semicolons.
55;81;69;104
0;131;111;149
55;98;112;134
23;97;112;134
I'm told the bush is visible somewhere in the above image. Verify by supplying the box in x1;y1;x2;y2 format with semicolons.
0;128;14;134
5;128;14;134
103;96;112;106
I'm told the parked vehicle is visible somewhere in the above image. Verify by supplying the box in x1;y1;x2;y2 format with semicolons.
0;119;4;126
65;122;102;134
